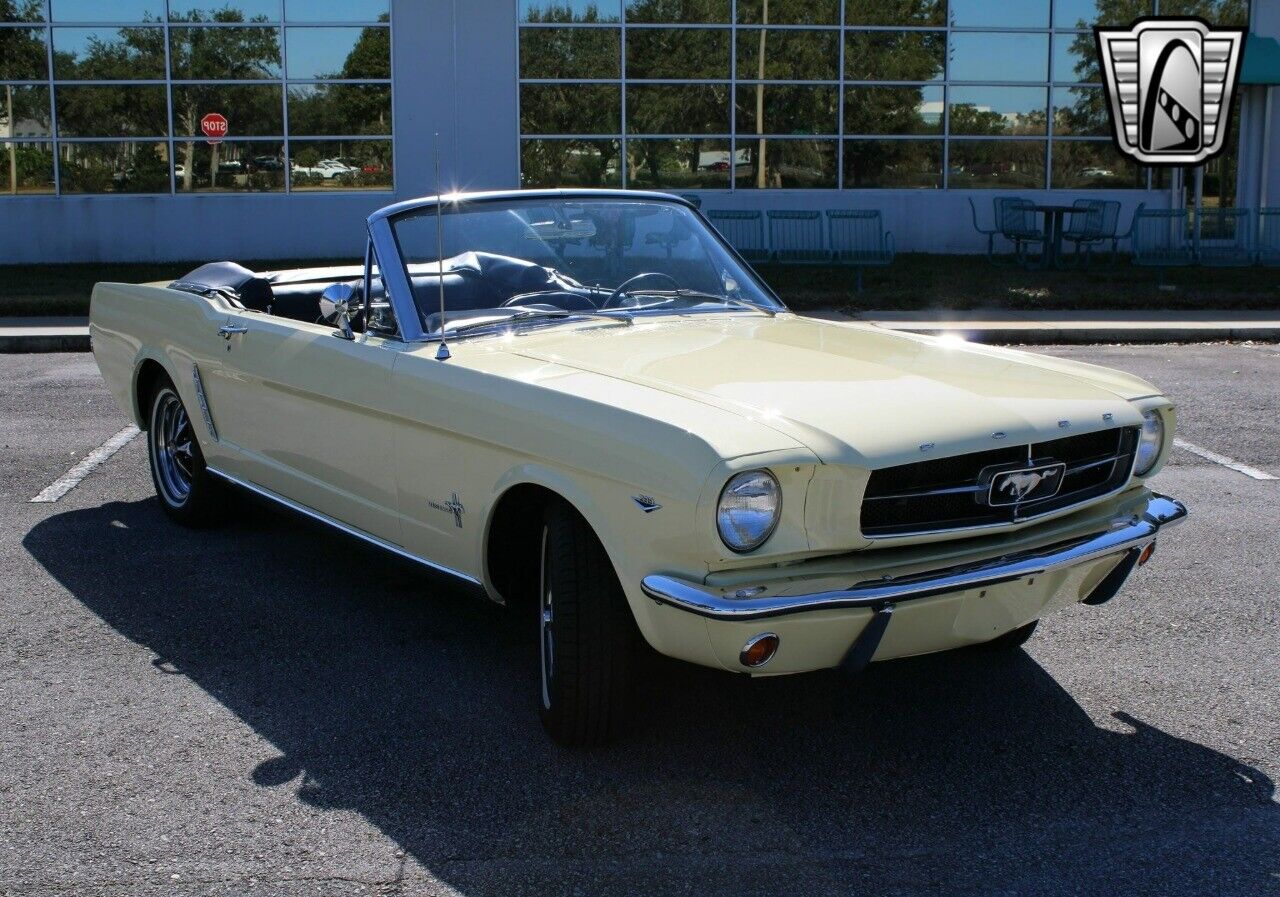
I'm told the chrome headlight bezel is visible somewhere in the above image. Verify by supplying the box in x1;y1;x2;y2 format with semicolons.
716;469;782;553
1132;409;1165;477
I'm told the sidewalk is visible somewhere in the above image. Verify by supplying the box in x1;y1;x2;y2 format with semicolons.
2;310;1279;352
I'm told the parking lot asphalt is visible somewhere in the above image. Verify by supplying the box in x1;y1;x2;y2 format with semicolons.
2;345;1277;897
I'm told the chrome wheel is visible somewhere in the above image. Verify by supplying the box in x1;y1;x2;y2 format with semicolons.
539;525;554;711
150;388;195;508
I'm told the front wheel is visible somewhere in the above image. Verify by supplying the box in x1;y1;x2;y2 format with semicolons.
538;501;636;747
146;378;227;527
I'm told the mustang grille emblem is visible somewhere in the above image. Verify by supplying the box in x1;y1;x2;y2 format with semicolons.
987;463;1067;507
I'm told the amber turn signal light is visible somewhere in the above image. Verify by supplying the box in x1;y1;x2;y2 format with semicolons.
739;633;780;668
1138;542;1156;566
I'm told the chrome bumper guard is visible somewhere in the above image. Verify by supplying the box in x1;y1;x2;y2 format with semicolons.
641;494;1187;623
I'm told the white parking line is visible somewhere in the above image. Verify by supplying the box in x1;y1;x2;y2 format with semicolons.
1174;437;1278;481
30;425;142;503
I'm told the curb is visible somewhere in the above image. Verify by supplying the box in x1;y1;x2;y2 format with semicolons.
0;332;91;353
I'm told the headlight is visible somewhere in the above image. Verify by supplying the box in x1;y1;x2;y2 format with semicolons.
1133;410;1165;476
717;470;781;553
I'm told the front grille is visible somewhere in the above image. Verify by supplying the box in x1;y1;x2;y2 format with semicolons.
860;427;1139;538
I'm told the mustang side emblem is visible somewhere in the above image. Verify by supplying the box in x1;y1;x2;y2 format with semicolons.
429;492;466;528
988;462;1067;507
632;495;662;513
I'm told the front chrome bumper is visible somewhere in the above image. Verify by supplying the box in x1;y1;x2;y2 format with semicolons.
641;493;1187;623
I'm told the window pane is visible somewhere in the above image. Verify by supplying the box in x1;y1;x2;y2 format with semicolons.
1;85;51;136
289;139;391;189
845;0;944;25
843;139;942;188
735;84;837;135
169;2;281;21
627;83;728;133
1052;85;1107;135
2;1;46;22
735;29;838;81
522;83;620;133
174;139;284;191
172;84;282;136
2;141;54;193
58;141;169;192
51;0;163;22
1051;140;1143;187
844;85;942;135
55;85;168;136
624;0;728;23
286;26;389;79
520;0;620;23
950;33;1048;82
950;0;1048;28
52;27;166;79
0;28;48;79
519;26;620;79
1159;0;1248;26
170;26;282;79
948;139;1046;188
736;0;838;25
949;86;1047;136
626;138;730;188
844;31;944;82
288;83;390;135
734;138;836;188
627;28;728;79
1052;32;1098;83
284;0;387;22
1053;0;1152;28
520;138;622;187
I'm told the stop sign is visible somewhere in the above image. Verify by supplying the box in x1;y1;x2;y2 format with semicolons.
200;113;228;145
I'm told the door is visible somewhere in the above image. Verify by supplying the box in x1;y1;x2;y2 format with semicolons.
206;311;404;545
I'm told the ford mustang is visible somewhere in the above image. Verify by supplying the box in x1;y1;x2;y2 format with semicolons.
90;189;1186;745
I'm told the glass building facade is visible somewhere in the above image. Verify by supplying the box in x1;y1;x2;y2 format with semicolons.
0;0;393;195
517;0;1250;192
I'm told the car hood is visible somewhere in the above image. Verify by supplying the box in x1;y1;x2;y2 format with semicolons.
509;313;1159;467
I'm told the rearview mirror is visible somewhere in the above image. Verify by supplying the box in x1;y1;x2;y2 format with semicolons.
319;282;358;340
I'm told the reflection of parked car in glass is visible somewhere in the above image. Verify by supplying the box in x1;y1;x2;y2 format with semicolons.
173;164;186;178
1080;167;1115;178
293;159;357;180
252;155;285;171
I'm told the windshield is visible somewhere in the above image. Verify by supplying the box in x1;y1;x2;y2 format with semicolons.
389;197;782;337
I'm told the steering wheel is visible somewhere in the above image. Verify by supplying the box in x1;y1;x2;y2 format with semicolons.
601;272;682;309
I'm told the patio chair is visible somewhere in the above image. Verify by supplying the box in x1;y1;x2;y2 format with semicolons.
1259;208;1280;265
994;197;1043;265
827;209;895;291
767;210;827;264
1195;207;1254;266
968;196;1003;263
704;209;769;262
1105;202;1144;260
1061;199;1111;266
1131;208;1193;282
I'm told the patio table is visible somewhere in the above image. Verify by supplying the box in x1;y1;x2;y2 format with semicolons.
1031;204;1078;269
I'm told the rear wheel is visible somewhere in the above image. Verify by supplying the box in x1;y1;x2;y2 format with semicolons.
146;377;227;527
977;619;1038;652
538;501;636;747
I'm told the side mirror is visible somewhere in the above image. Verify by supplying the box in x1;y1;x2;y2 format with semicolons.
319;282;358;340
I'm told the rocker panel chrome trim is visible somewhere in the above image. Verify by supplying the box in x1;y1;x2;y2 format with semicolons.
641;494;1186;621
205;467;483;588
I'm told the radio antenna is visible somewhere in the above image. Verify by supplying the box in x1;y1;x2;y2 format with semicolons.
433;132;450;361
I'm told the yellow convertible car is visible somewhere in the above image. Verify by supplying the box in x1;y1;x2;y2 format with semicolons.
90;190;1186;745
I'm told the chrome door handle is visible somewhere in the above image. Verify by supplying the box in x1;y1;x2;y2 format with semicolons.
218;324;249;339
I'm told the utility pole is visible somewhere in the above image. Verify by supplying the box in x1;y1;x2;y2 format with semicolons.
755;0;767;189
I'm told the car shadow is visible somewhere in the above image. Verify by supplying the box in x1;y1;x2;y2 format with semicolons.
24;498;1278;896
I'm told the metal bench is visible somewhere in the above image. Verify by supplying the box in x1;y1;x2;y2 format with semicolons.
705;210;769;262
1259;208;1280;266
827;209;895;291
1195;207;1254;266
767;210;827;264
1131;208;1194;276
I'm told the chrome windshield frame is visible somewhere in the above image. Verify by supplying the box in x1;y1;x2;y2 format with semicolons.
365;189;788;345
